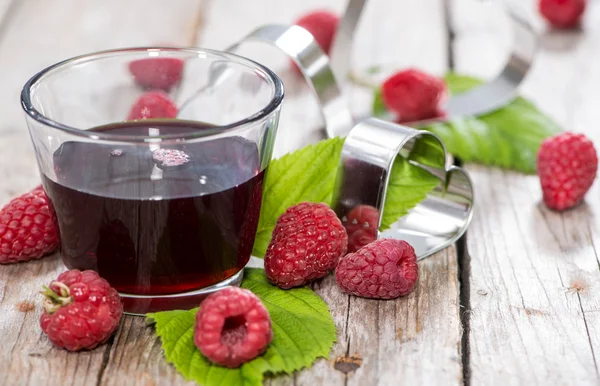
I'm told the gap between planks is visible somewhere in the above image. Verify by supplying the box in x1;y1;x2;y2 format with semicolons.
444;0;472;384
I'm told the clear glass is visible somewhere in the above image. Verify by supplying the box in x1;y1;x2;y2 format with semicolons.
21;47;283;314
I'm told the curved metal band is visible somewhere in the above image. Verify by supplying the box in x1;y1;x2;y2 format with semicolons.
332;118;474;260
441;4;536;120
206;6;480;259
226;24;354;138
329;0;537;125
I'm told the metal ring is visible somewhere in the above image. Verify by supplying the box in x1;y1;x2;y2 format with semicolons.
440;3;536;120
329;0;536;126
227;24;354;138
332;118;474;259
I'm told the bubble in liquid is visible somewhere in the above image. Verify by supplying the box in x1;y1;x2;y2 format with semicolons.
152;148;191;167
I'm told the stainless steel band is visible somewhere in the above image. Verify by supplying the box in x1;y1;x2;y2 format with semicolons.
218;0;534;258
328;0;536;127
227;24;354;138
333;118;474;259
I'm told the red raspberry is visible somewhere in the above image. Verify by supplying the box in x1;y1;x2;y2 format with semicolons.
194;287;272;368
127;91;178;120
39;269;123;351
539;0;586;29
335;239;418;299
264;202;348;289
291;10;339;74
381;68;447;123
295;10;339;54
537;132;597;211
0;186;58;264
342;205;379;253
128;57;184;91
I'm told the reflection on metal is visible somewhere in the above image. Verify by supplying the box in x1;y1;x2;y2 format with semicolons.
332;118;474;260
329;0;367;83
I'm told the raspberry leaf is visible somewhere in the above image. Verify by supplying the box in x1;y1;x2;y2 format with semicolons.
381;154;440;230
371;72;561;173
146;268;336;386
372;87;387;117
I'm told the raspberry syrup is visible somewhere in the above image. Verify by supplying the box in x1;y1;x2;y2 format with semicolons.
42;120;264;295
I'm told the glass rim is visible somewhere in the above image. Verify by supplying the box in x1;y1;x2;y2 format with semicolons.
20;46;285;143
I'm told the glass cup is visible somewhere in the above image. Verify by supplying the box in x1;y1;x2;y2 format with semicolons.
21;47;284;314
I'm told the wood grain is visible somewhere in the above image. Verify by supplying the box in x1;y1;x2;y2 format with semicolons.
0;1;204;385
0;0;463;385
452;0;600;384
199;1;462;385
264;247;461;386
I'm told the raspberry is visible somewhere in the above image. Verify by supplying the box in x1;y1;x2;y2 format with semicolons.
194;287;272;368
39;269;123;351
292;10;339;74
342;205;379;253
537;132;598;211
264;202;348;289
295;11;339;54
127;91;178;120
335;239;418;299
539;0;586;29
128;57;184;91
381;68;447;123
0;186;58;264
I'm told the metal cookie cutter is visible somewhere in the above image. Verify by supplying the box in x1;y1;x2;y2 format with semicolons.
199;0;533;259
214;0;536;133
213;11;476;259
330;0;537;126
332;118;474;259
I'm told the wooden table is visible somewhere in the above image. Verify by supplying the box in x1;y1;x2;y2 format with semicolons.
0;0;598;384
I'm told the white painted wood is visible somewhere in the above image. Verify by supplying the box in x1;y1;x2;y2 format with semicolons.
452;0;600;384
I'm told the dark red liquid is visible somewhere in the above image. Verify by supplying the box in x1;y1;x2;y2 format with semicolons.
42;121;264;295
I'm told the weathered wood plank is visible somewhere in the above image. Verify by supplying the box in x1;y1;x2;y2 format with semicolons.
201;1;462;385
0;1;204;385
340;2;461;384
99;317;197;386
452;0;600;384
262;247;460;386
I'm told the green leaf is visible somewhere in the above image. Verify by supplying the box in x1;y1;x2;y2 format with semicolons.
366;65;382;74
147;268;336;386
371;72;561;173
253;138;440;257
240;268;336;371
252;138;345;257
381;151;441;230
443;72;481;94
372;87;387;117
